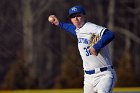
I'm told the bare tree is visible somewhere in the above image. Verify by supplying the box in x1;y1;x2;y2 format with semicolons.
22;0;33;67
107;0;115;60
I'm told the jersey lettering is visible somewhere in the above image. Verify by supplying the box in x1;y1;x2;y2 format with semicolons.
78;38;88;44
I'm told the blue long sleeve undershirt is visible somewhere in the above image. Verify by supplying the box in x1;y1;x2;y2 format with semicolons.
93;29;115;53
58;22;76;36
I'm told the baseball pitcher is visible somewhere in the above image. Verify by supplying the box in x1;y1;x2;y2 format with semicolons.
48;5;116;93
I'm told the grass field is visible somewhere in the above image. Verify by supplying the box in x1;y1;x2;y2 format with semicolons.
0;87;140;93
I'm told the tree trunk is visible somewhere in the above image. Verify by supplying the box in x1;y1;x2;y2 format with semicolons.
22;0;36;88
107;0;115;60
22;0;33;66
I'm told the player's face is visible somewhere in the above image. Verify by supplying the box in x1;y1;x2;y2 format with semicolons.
70;13;85;28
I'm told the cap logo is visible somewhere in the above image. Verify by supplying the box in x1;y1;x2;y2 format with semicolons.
71;7;77;11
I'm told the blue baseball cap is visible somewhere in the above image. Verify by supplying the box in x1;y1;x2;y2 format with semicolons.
68;5;86;17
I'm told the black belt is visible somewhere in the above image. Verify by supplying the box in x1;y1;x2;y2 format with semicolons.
85;66;114;75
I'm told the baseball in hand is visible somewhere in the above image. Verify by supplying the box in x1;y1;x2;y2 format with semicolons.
48;16;55;22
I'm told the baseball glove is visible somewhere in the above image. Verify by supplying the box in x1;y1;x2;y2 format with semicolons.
89;35;101;48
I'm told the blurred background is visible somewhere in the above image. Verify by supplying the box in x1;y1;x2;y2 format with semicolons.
0;0;140;90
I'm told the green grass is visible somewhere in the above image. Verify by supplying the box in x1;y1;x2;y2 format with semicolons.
0;87;140;93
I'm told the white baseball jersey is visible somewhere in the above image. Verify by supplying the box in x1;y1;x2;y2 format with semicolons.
75;22;112;71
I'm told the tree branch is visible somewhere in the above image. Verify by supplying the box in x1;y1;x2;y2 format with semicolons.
115;27;140;44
